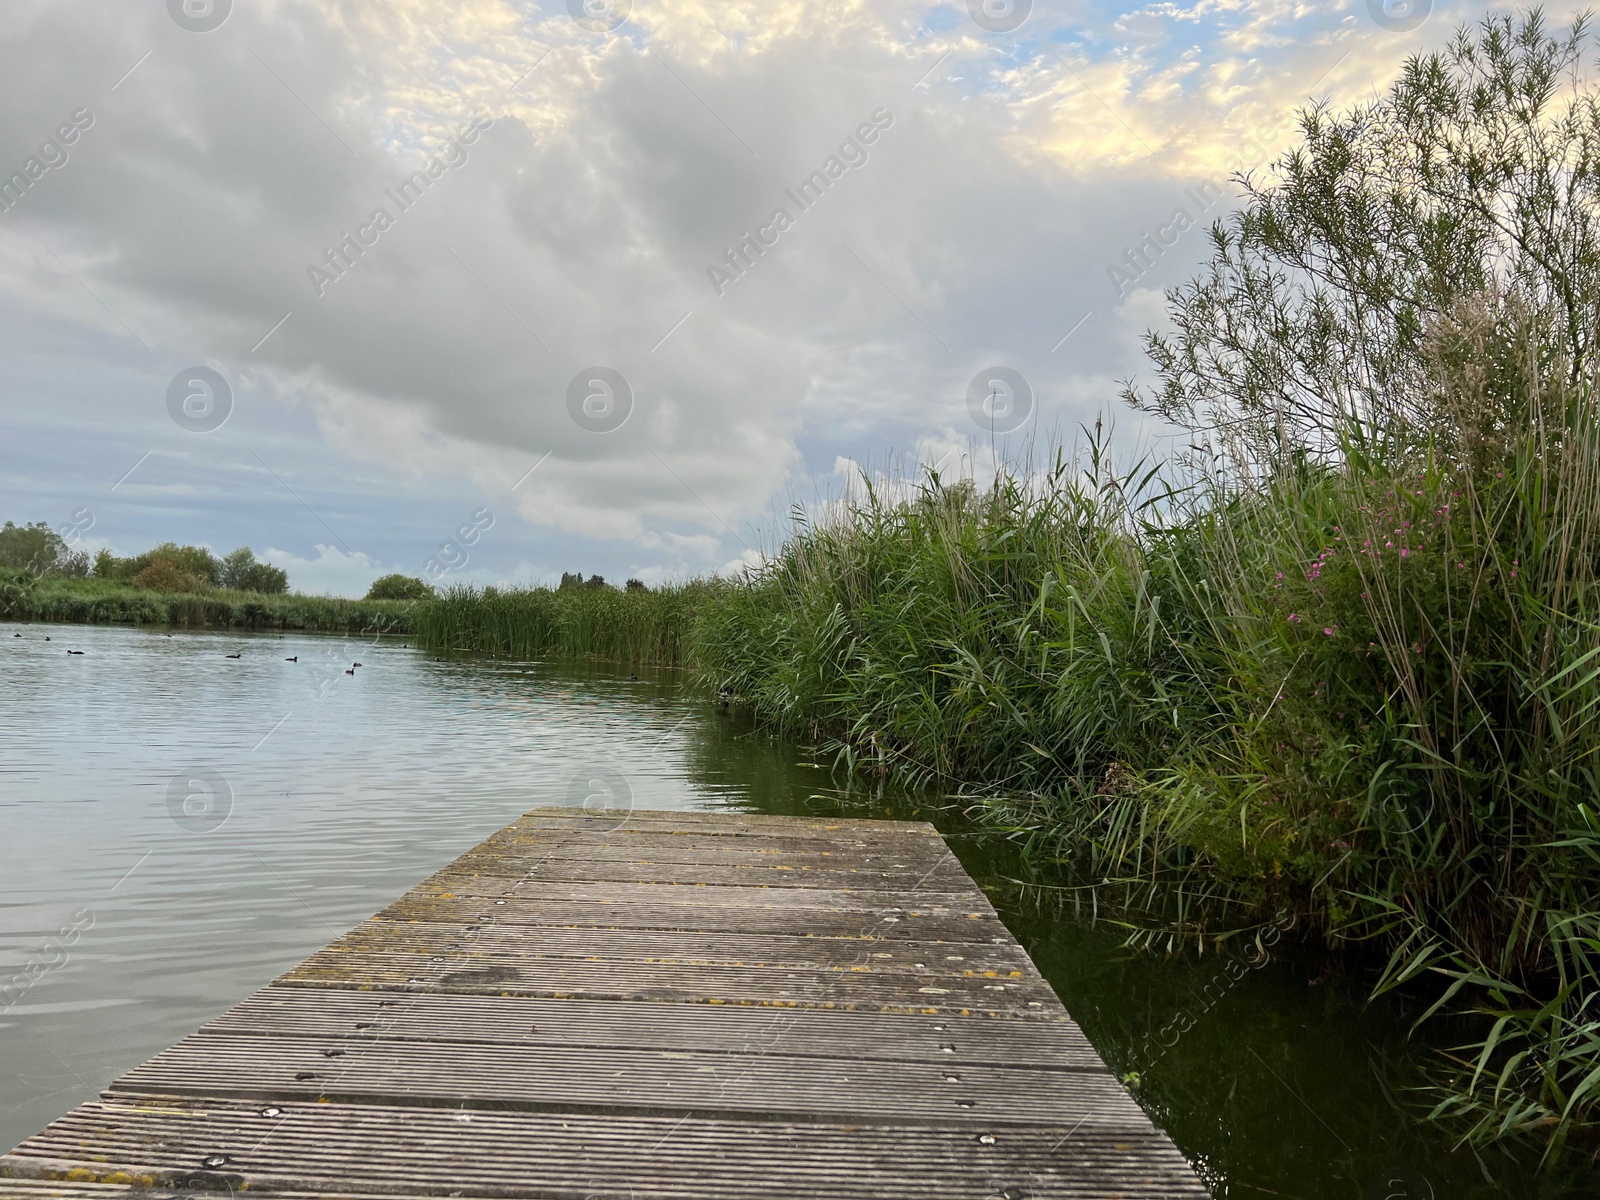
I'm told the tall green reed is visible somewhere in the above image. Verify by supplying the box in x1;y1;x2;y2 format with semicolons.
414;581;707;666
690;300;1600;1151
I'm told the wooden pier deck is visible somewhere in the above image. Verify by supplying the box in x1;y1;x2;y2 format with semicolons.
1;808;1208;1199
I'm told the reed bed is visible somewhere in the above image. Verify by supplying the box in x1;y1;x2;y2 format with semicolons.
0;572;704;661
688;313;1600;1153
413;581;709;666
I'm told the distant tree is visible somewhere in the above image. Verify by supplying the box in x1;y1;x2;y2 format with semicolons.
586;574;607;589
219;547;290;594
558;571;583;591
0;521;59;572
250;562;289;594
92;550;133;582
365;573;434;601
625;578;646;592
0;521;87;577
219;547;256;590
168;544;220;586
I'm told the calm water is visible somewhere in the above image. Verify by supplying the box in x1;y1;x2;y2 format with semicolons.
1;622;1594;1199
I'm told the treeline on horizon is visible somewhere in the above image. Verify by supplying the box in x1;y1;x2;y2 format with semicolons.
0;520;393;630
1;518;658;605
0;520;289;593
0;517;686;635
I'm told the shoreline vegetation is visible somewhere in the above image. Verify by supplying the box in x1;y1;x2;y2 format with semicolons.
8;8;1600;1163
0;573;419;634
0;571;706;656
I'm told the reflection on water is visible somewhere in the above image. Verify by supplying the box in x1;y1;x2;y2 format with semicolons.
1;622;1594;1197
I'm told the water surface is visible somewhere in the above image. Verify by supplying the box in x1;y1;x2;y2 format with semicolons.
1;621;1592;1198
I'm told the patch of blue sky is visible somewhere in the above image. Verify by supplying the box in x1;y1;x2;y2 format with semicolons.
920;4;965;35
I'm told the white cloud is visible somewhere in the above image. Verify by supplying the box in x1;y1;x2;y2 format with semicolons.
719;547;770;578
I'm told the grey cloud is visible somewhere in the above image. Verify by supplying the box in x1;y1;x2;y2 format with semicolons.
0;0;1214;554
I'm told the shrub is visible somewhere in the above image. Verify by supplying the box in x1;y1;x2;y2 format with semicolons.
99;542;220;587
365;573;434;601
131;559;204;593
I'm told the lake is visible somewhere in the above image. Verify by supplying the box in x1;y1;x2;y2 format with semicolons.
1;621;1592;1198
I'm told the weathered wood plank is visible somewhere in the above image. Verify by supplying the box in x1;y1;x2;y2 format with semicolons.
477;832;931;858
497;811;954;841
411;876;993;911
209;987;1107;1069
447;855;976;891
277;950;1053;1012
511;809;930;830
468;824;953;854
108;1033;1134;1126
323;918;1038;975
378;894;1012;940
0;808;1206;1198
5;1101;1210;1199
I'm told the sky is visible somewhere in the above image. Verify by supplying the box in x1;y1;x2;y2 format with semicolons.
0;0;1558;596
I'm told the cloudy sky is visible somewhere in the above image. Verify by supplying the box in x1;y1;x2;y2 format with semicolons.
0;0;1544;594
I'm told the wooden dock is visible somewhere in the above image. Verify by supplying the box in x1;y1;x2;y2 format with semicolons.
1;808;1208;1198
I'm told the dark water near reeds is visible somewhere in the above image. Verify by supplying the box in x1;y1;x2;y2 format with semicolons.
0;621;1593;1198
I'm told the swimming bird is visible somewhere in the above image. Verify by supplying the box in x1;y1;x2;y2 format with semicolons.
225;653;242;659
352;661;362;667
43;636;50;641
286;656;298;662
12;633;19;638
345;667;355;675
66;650;84;655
